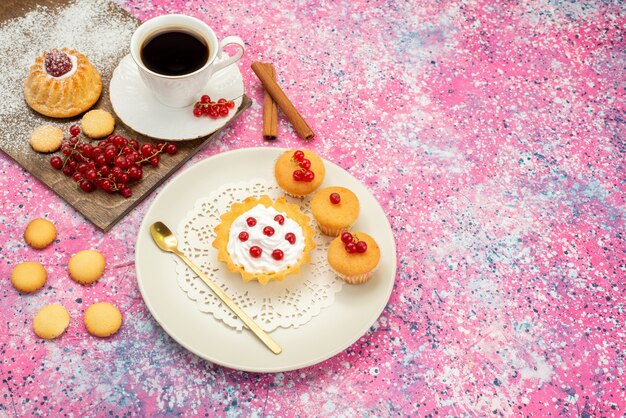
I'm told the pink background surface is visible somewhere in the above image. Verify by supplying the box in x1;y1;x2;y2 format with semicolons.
1;0;625;415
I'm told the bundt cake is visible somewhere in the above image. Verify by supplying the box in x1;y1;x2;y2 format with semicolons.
24;48;102;118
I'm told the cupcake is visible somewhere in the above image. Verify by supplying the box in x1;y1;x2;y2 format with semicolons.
213;195;316;284
328;231;380;284
311;186;360;236
274;149;325;197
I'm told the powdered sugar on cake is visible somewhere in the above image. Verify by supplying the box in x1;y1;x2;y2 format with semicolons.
0;0;136;154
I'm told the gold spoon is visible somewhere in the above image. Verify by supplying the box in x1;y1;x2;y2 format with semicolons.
149;221;282;355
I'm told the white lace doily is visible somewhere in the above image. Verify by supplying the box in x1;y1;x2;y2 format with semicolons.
175;178;343;332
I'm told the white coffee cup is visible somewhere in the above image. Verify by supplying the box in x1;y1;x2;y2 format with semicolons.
130;14;245;108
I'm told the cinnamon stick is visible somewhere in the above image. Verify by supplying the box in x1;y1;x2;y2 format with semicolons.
251;61;314;140
262;63;278;140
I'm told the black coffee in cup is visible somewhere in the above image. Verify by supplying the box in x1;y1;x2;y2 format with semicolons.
141;30;209;76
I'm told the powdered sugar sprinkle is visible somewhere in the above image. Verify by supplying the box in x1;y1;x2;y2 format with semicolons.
0;0;137;154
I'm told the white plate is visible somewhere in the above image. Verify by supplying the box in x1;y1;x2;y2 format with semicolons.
109;54;244;141
135;148;397;372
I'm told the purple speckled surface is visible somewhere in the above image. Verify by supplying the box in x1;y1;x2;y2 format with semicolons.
1;0;625;416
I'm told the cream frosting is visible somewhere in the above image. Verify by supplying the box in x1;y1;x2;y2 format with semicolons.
226;204;305;273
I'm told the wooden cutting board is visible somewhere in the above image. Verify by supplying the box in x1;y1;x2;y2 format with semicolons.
0;0;251;231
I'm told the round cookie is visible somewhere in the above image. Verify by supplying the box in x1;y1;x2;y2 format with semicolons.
68;249;105;284
24;218;57;249
81;109;115;138
29;125;64;153
84;302;122;337
11;261;47;293
33;304;70;339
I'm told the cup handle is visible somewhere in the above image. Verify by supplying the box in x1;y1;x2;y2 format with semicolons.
213;36;245;73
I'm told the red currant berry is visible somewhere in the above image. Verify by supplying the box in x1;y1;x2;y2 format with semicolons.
69;124;81;136
50;156;63;170
72;172;83;183
274;214;285;225
125;153;138;165
355;241;368;253
249;246;262;258
246;217;257;227
119;186;132;198
345;242;357;253
272;249;284;260
293;150;305;162
111;166;124;178
140;143;154;158
193;107;203;117
62;165;74;176
285;233;296;244
330;193;341;204
116;173;130;185
149;156;159;166
99;165;110;176
164;143;178;155
303;170;315;182
91;147;102;157
79;181;95;192
218;98;227;104
82;144;94;158
201;95;211;104
208;107;219;119
128;165;143;180
263;226;275;236
100;179;114;193
226;100;235;109
238;231;249;242
292;170;304;181
85;169;98;182
103;149;116;161
129;139;139;150
94;154;107;167
299;159;311;170
76;162;88;173
113;136;128;148
114;155;129;168
341;232;354;244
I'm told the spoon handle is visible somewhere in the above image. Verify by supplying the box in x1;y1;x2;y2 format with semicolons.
175;251;282;355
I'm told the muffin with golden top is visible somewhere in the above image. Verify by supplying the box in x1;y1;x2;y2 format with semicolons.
274;149;325;197
311;186;360;236
328;231;380;284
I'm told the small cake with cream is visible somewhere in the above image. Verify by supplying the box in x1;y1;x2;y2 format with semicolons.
213;195;316;284
24;48;102;118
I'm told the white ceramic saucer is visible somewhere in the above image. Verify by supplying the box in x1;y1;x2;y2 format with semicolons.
109;54;244;141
